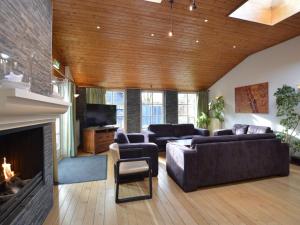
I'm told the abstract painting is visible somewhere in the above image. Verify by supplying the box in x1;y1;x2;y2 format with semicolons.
235;82;269;113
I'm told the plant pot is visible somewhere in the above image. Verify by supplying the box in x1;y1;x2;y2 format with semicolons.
291;155;300;165
209;118;221;134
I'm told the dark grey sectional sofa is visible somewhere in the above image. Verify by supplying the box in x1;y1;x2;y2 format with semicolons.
166;133;290;192
144;124;209;151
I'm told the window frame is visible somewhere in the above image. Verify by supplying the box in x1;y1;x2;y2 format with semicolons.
178;92;198;126
105;89;127;130
140;91;165;130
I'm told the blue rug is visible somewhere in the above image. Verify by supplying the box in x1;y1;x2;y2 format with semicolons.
58;155;107;184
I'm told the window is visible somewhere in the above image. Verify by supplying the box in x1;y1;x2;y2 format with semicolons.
105;90;126;128
178;93;197;125
141;91;164;129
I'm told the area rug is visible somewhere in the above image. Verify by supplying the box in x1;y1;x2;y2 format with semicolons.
58;155;107;184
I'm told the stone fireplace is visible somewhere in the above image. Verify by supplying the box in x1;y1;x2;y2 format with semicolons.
0;124;52;224
0;87;69;225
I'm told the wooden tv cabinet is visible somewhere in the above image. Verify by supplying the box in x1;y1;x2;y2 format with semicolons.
83;126;118;154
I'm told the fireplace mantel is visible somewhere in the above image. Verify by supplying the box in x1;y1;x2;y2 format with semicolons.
0;88;70;131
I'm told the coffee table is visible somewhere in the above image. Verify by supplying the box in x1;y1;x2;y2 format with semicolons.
168;139;192;147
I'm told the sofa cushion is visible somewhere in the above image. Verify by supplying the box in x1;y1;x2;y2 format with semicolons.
115;132;130;144
235;127;248;135
173;124;195;137
148;124;174;137
247;125;272;134
155;137;179;146
232;124;249;135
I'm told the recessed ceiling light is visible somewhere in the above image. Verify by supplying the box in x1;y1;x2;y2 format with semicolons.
168;31;173;37
204;19;208;22
151;33;155;37
96;26;101;29
196;40;199;43
233;45;237;49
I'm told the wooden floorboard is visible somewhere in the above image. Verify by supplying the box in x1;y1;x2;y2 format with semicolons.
44;152;300;225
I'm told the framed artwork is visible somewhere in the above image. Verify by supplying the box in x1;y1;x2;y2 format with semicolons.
235;82;269;113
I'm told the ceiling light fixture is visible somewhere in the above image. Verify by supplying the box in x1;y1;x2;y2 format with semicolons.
168;0;174;37
145;0;162;3
204;19;208;22
196;40;199;43
189;0;197;11
96;26;101;29
233;45;237;49
151;33;155;37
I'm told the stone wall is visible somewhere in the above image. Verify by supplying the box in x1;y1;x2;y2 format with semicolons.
126;89;141;133
165;90;178;124
0;0;53;224
0;0;52;96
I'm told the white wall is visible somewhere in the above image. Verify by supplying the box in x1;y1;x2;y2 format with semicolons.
209;36;300;135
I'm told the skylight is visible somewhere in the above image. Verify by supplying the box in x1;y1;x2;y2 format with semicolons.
229;0;300;26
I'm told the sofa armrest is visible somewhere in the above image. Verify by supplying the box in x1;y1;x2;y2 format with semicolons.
127;133;145;143
213;129;233;136
142;130;157;143
194;128;210;136
166;143;198;192
119;143;159;176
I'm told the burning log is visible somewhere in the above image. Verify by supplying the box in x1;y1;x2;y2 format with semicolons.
0;158;26;205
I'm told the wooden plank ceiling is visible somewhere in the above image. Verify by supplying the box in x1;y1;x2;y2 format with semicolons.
53;0;300;91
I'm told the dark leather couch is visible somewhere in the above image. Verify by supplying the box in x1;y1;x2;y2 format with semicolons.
214;124;273;136
144;124;209;151
115;132;159;176
166;133;289;192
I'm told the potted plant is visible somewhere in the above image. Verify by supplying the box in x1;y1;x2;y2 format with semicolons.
209;96;225;130
197;112;211;129
274;85;300;164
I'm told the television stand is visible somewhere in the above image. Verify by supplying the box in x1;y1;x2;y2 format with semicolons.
83;126;118;154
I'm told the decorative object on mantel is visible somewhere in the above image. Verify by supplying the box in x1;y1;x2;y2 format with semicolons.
0;53;31;91
0;71;31;91
235;82;269;113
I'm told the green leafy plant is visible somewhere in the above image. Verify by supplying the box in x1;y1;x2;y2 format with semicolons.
197;112;211;129
209;96;225;123
291;138;300;153
274;85;300;152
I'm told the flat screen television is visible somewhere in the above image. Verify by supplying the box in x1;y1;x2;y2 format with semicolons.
86;104;116;127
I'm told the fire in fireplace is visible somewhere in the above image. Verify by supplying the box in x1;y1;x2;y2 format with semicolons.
1;157;27;205
2;157;15;181
0;125;45;224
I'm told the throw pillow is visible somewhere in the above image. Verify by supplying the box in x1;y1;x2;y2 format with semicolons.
232;124;248;135
235;127;248;135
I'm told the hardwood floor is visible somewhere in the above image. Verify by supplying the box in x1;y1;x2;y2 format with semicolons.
44;152;300;225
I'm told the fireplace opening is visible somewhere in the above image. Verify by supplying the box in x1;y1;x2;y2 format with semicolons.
0;125;45;224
